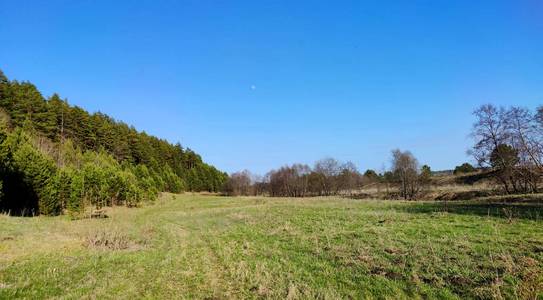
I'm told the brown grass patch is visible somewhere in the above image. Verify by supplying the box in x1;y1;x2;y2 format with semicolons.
84;230;142;251
517;257;543;299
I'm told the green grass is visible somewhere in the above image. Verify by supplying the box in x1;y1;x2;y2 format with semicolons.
1;194;542;299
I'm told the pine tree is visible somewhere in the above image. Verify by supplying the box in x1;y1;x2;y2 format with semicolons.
0;72;228;215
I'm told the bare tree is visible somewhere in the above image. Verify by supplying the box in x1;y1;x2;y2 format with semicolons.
262;158;363;197
470;104;516;193
267;164;311;197
314;157;340;196
506;107;542;192
490;144;521;193
470;104;542;194
224;170;253;196
337;161;361;196
390;149;420;200
470;104;510;167
291;164;311;197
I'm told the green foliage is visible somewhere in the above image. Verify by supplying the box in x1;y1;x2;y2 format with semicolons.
0;69;227;215
420;165;432;182
67;169;84;214
490;144;519;169
453;163;476;175
156;164;184;193
10;131;58;214
382;171;396;183
0;129;60;215
363;169;380;182
0;70;226;193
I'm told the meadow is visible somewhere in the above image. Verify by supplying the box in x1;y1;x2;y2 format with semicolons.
1;194;542;299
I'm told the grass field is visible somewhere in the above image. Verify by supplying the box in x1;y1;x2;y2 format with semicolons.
1;194;542;299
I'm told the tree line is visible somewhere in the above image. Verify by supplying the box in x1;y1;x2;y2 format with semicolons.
0;69;227;215
224;153;433;200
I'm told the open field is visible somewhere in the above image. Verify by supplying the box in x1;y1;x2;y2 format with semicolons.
1;194;542;299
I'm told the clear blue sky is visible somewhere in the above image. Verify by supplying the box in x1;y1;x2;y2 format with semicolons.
1;1;542;174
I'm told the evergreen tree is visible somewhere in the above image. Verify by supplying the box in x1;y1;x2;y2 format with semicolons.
0;69;228;215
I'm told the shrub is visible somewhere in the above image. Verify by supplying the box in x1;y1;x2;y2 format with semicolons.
454;163;476;175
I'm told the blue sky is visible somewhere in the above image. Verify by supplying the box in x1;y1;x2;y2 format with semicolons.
1;1;542;174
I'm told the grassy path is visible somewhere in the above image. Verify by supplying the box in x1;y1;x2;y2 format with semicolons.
1;194;542;299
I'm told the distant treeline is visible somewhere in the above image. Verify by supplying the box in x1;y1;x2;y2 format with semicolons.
224;154;435;200
0;69;227;215
225;103;543;199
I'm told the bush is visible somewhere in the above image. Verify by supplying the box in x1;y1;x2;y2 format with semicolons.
454;163;476;175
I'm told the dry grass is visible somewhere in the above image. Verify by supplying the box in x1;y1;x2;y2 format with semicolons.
84;230;143;251
356;180;498;201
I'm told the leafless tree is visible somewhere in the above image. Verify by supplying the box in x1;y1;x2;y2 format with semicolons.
267;164;311;197
470;104;543;193
390;149;420;200
337;161;362;195
505;106;542;192
224;170;253;196
259;158;363;197
507;107;542;166
313;157;340;196
469;104;510;167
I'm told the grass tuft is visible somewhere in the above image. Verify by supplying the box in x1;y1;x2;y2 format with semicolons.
84;230;141;251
